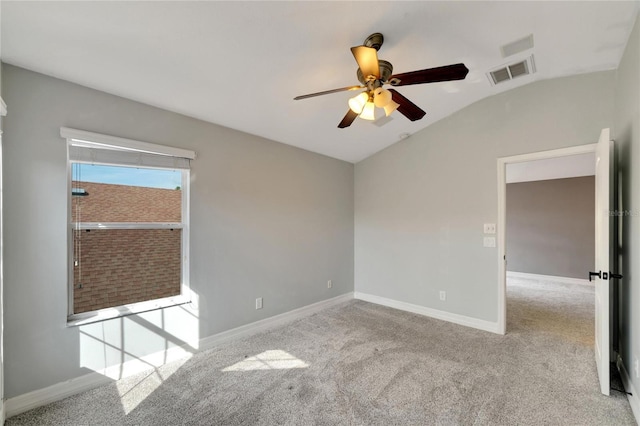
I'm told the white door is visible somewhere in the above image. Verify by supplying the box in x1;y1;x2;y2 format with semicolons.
0;130;4;421
0;130;4;422
0;130;3;422
593;128;612;396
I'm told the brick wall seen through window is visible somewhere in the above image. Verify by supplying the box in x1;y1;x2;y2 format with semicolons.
72;180;183;314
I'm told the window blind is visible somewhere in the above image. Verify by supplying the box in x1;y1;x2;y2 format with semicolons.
62;127;195;170
69;145;191;169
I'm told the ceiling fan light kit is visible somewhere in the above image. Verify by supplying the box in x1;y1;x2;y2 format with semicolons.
383;100;400;117
360;101;376;121
294;33;470;128
348;92;370;114
373;87;392;108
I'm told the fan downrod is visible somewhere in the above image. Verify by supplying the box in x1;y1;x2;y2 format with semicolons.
363;33;384;51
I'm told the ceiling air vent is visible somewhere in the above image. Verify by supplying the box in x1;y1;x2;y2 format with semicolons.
490;68;511;84
487;54;536;86
508;61;529;78
500;34;534;58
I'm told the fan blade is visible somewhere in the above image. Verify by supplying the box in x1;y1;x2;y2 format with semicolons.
351;46;380;79
388;89;426;121
389;63;469;86
338;109;358;128
294;85;364;100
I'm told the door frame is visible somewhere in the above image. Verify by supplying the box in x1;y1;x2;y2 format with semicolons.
496;143;597;334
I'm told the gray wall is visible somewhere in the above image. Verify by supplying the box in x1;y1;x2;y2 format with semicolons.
355;71;614;323
1;64;354;398
506;177;595;279
614;12;640;405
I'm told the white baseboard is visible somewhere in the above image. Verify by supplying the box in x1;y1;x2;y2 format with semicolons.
5;292;354;418
198;292;353;351
354;292;500;334
6;341;199;418
507;271;592;286
1;400;4;425
616;353;640;424
5;372;111;418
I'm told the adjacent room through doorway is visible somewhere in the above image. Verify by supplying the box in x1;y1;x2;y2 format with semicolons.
504;152;596;338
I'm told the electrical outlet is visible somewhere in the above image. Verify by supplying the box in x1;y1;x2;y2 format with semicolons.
327;280;332;289
634;356;639;378
483;237;496;248
255;297;263;310
439;291;446;301
483;223;496;234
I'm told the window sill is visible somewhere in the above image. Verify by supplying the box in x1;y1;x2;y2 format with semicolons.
66;295;192;327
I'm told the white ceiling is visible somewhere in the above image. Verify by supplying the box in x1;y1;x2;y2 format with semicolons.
2;2;638;163
506;153;596;184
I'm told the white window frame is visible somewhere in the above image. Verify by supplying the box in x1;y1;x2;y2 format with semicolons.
62;127;195;326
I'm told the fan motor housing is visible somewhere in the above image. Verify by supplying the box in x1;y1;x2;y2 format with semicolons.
357;60;393;85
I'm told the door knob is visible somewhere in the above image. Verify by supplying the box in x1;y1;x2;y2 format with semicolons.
609;272;623;279
589;271;602;282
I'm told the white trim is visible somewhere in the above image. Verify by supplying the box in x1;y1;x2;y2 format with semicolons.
60;127;196;160
199;292;354;351
6;293;353;418
506;271;593;286
354;292;500;334
180;169;190;314
0;97;7;116
616;353;640;424
67;158;191;324
67;295;192;327
5;341;196;418
1;130;4;424
5;372;112;418
67;144;74;317
497;143;598;334
499;143;597;165
497;158;507;334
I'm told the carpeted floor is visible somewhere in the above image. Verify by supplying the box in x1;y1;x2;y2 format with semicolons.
7;278;636;425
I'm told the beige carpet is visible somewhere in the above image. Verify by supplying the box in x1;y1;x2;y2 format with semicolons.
7;278;636;425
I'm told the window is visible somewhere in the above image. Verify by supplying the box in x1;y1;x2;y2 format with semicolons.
62;128;195;325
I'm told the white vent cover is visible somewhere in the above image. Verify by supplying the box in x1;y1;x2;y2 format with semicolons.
501;34;534;58
487;55;536;86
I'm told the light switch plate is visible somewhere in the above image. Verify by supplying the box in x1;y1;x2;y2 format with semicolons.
483;237;496;247
484;223;496;234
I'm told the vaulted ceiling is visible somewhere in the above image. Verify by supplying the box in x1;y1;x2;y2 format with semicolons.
2;1;638;162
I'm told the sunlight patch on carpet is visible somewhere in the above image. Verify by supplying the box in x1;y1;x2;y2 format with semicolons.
116;356;191;414
222;349;309;372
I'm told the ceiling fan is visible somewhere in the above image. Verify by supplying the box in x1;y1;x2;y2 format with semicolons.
294;33;469;128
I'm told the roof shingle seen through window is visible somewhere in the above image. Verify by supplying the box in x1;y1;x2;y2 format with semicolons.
72;181;181;223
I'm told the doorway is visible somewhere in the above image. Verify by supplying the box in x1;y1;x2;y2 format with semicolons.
502;154;596;350
497;144;597;334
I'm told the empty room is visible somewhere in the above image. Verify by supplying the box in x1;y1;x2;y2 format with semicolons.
0;1;639;425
